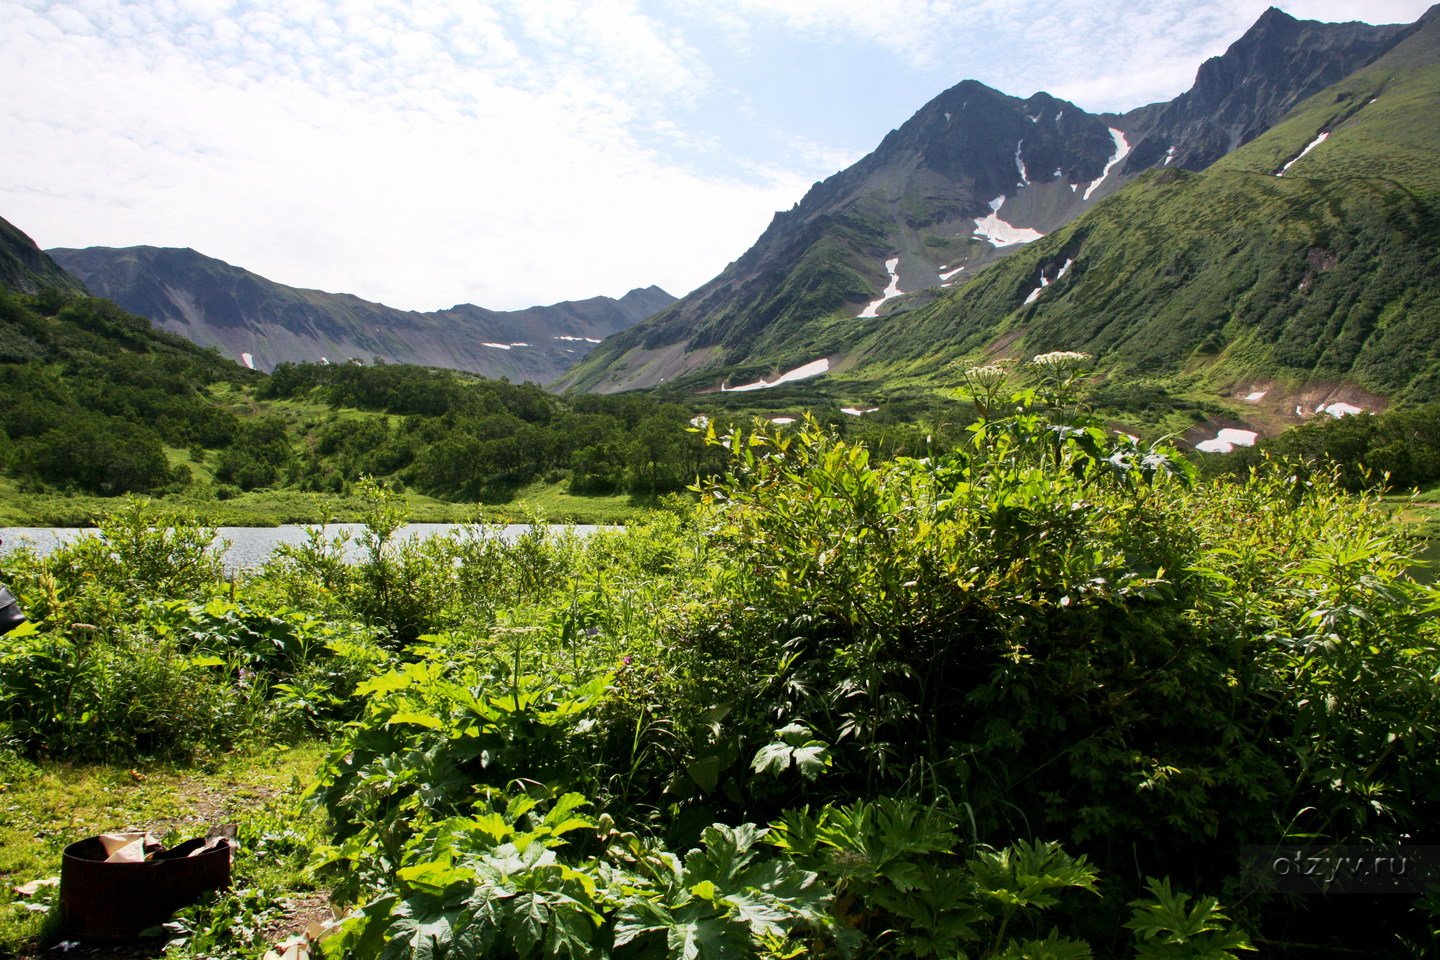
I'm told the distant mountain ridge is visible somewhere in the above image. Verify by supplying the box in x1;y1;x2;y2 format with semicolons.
563;6;1427;394
49;245;674;383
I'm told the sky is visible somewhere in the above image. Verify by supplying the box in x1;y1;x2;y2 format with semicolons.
1;0;1432;312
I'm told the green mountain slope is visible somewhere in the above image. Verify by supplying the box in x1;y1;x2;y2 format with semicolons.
563;7;1422;396
851;8;1440;408
0;215;86;296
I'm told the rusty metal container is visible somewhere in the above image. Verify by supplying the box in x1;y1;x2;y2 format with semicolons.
60;836;233;940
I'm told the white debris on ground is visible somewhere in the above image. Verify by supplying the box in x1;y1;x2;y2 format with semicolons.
241;352;254;369
1278;131;1329;176
858;258;903;318
973;197;1045;246
722;358;830;392
1023;259;1073;305
1244;391;1267;401
841;407;880;416
689;415;708;428
1083;128;1131;201
1196;428;1260;454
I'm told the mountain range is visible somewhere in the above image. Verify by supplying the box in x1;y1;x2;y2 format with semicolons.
563;5;1438;400
9;4;1440;414
45;244;674;383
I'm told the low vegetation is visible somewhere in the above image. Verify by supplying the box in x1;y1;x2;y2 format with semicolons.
0;289;973;525
3;353;1438;957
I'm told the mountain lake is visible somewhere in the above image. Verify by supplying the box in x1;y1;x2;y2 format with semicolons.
0;523;611;573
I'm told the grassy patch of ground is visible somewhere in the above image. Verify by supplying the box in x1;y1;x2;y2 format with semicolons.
0;482;658;527
0;742;329;957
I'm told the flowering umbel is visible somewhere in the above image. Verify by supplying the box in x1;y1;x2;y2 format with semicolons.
961;361;1013;419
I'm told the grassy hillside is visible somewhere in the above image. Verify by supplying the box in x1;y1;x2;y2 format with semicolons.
851;14;1440;408
0;216;86;296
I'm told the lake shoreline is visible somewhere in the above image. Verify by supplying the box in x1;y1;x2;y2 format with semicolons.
1;521;617;571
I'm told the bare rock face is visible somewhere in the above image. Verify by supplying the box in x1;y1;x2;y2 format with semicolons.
1117;7;1412;172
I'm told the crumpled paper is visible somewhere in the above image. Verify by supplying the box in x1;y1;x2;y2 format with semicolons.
97;831;231;862
98;832;160;863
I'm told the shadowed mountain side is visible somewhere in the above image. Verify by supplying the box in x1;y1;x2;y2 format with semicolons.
49;245;674;383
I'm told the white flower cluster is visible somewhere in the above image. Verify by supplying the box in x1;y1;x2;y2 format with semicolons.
963;363;1011;389
1030;350;1092;369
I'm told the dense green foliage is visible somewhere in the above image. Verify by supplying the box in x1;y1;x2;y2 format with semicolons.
261;360;727;499
0;290;726;506
1205;402;1440;492
0;290;246;494
5;354;1438;956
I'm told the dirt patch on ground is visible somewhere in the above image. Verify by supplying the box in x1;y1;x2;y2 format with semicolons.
260;892;337;945
980;327;1027;362
1193;379;1390;445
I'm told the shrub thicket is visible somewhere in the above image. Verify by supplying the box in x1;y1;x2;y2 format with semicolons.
4;355;1438;955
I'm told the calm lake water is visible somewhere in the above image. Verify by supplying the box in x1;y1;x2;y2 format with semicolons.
0;523;608;572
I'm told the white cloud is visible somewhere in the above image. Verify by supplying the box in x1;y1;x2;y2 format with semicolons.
680;0;1433;111
0;0;804;310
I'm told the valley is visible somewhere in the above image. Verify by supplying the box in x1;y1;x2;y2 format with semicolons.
4;6;1440;959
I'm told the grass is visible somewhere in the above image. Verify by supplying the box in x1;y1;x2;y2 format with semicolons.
0;742;329;955
0;480;662;527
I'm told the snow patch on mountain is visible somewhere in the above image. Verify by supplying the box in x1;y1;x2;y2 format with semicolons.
1322;401;1364;417
1023;258;1073;304
1082;128;1131;201
939;264;967;282
841;407;879;416
1015;141;1029;185
1278;131;1329;175
1163;146;1176;166
1196;428;1259;454
722;358;830;392
240;352;254;370
973;198;1044;247
858;257;903;317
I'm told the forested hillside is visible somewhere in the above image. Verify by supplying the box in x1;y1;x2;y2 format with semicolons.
0;288;712;507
